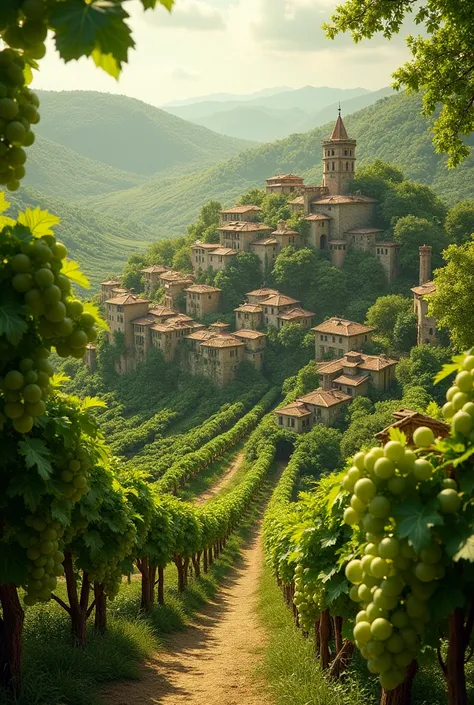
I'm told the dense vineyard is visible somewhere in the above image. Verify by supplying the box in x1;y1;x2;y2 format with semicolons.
263;350;474;705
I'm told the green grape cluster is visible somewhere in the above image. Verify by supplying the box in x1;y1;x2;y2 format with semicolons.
293;563;320;632
16;514;65;606
341;427;456;691
442;354;474;437
59;446;91;503
2;345;52;433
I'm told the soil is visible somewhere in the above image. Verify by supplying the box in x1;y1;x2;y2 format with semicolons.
100;524;270;705
195;451;245;505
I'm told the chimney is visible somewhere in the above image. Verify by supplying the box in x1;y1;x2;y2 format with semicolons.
277;220;287;231
419;244;432;286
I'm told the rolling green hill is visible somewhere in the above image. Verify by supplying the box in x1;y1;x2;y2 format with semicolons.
35;91;253;177
6;187;156;288
83;91;474;235
24;134;145;201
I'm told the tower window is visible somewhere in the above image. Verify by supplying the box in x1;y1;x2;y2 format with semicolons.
344;150;348;156
350;150;352;156
346;161;349;170
331;149;335;156
332;162;335;171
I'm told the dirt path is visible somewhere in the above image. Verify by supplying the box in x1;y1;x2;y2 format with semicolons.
195;450;245;505
101;524;270;705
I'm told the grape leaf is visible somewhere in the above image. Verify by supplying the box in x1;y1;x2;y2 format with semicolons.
430;585;465;620
91;48;120;79
51;0;135;68
18;438;53;481
393;499;443;552
453;446;474;469
141;0;174;8
62;260;90;289
18;207;60;237
0;191;10;214
454;535;474;562
0;544;28;585
0;300;27;345
51;500;72;526
83;301;108;330
434;362;460;384
388;427;407;445
81;396;107;410
325;574;348;603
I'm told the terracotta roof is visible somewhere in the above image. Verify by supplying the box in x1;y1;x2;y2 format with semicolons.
140;265;169;274
151;317;197;333
234;304;263;314
288;196;304;205
260;294;300;307
220;205;262;214
411;281;437;297
277;307;315;320
377;241;400;247
201;335;245;349
106;293;150;306
305;213;331;221
217;222;273;233
246;288;279;297
312;317;375;336
313;195;377;205
375;409;450;441
329;114;349;141
132;315;163;326
210;321;231;329
192;242;220;250
250;237;278;246
101;279;120;286
318;352;397;375
208;247;237;256
274;401;312;418
333;373;370;387
346;228;384;234
266;174;304;182
361;354;398;371
298;388;352;408
111;287;128;295
273;227;298;236
185;330;217;342
160;271;194;284
233;329;267;340
185;284;222;294
149;306;175;317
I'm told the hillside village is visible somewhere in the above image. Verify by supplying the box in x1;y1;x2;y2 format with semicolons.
90;112;440;427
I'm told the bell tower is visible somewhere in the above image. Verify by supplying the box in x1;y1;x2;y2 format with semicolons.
322;108;356;196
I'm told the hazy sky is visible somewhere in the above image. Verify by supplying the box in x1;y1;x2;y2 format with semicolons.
34;0;411;105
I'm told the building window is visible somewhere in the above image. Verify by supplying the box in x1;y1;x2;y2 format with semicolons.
278;416;283;425
365;335;368;341
331;149;335;156
320;335;324;340
291;418;295;428
429;328;433;335
332;336;335;342
332;162;335;171
346;161;349;170
344;149;348;156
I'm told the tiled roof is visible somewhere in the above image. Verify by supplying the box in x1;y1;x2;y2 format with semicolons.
375;409;450;441
110;287;128;294
132;315;163;326
298;388;352;408
313;194;377;205
185;284;222;294
260;294;300;307
185;330;217;342
101;279;120;286
246;288;279;297
274;401;312;418
149;306;176;317
250;237;278;246
329;114;349;141
305;213;331;221
411;281;437;297
208;247;237;256
277;307;315;320
160;270;194;283
210;321;231;329
266;174;304;182
346;228;384;234
140;265;169;273
333;373;370;387
377;241;400;247
233;329;267;340
318;352;397;374
217;222;273;233
288;196;304;205
191;242;220;250
312;317;375;336
201;335;245;349
273;227;298;236
234;304;263;313
220;205;262;214
106;293;150;306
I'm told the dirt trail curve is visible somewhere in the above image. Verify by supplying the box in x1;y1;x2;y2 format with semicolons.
100;523;271;705
195;450;245;505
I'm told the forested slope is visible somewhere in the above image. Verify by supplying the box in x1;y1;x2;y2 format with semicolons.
35;91;253;177
84;92;474;232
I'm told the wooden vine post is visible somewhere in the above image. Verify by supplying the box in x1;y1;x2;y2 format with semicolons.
0;585;24;695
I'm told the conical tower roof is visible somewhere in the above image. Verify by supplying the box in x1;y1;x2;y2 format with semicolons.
329;113;349;141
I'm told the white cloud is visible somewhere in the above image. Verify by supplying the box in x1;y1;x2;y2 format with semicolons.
170;66;200;80
142;0;226;31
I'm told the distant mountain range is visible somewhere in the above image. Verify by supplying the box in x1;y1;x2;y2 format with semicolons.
6;87;473;288
163;85;379;142
164;86;292;107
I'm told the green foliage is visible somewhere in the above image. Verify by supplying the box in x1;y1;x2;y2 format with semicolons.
324;0;474;166
187;200;222;244
395;345;453;404
445;201;474;246
365;295;414;354
381;182;447;228
350;160;404;202
430;239;474;351
393;215;447;284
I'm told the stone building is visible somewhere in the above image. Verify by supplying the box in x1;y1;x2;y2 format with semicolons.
274;388;351;432
234;303;264;331
190;242;237;274
312;317;375;360
131;306;178;360
277;307;315;329
249;237;279;272
234;289;315;331
185;284;222;318
375;409;449;446
265;174;305;195
246;288;280;305
140;265;169;296
220;205;262;223
84;343;97;372
317;351;397;397
232;329;267;370
100;280;121;304
105;292;150;372
411;245;438;346
260;293;301;328
149;315;204;362
159;270;194;309
322;113;356;196
217;222;274;252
